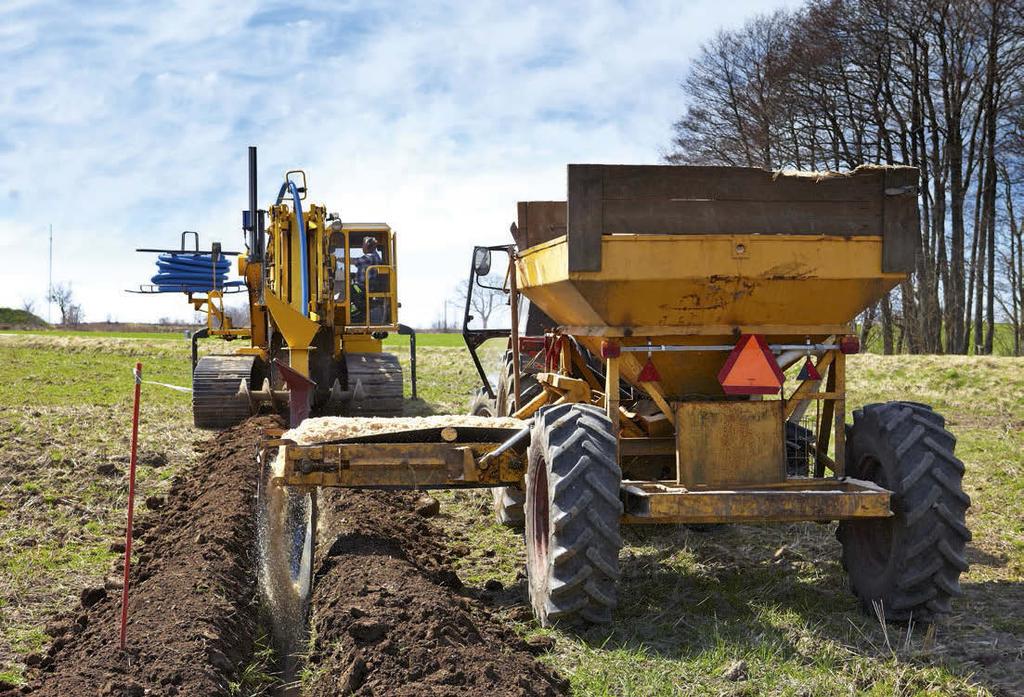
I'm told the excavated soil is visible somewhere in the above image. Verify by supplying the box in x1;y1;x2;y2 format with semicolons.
6;416;565;696
7;416;279;697
305;490;567;697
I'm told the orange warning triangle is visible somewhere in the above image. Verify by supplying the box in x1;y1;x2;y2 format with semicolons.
717;334;785;395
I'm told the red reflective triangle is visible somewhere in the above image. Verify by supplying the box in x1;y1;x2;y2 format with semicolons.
637;357;660;382
717;334;785;395
797;357;822;381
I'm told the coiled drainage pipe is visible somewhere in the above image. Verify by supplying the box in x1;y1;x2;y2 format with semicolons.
150;253;244;293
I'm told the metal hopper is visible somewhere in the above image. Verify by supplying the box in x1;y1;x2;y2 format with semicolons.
513;164;918;397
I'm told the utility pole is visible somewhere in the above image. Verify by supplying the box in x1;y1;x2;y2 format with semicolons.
48;224;53;324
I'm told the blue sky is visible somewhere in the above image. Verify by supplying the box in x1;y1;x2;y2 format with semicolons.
0;0;796;327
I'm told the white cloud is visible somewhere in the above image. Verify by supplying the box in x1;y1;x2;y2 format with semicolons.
0;0;799;326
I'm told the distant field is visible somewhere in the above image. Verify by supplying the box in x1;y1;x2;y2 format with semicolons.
3;328;469;347
1;329;186;341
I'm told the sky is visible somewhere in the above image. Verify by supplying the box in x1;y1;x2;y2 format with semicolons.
0;0;798;328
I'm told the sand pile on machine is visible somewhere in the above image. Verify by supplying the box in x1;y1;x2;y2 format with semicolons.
280;415;523;445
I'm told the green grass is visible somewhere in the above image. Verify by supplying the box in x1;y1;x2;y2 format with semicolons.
228;628;280;696
0;308;46;327
7;326;468;345
0;332;1020;695
383;331;467;347
1;329;187;340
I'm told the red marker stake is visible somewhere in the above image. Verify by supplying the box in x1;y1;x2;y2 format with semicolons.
120;362;142;650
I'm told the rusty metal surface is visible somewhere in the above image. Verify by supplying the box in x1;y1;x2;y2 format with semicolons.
621;477;891;524
276;441;525;489
676;401;785;487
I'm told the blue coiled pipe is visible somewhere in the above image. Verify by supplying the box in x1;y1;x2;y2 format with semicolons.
276;180;310;317
150;253;244;293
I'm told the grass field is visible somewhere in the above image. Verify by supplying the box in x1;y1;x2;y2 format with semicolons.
0;331;1021;694
0;328;468;346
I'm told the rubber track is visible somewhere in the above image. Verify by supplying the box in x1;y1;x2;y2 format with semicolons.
838;401;971;622
192;355;258;430
527;403;622;626
345;352;404;417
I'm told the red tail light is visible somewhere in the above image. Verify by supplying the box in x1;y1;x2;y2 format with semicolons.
518;336;546;354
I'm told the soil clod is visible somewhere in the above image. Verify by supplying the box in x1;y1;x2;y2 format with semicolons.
525;635;556;655
415;494;441;518
78;587;106;608
723;659;748;682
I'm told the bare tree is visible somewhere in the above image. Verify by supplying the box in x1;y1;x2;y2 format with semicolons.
222;304;250;328
456;275;507;329
666;0;1024;355
47;283;83;326
20;297;36;315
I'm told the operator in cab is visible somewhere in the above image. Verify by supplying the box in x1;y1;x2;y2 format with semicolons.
351;236;385;323
354;237;382;289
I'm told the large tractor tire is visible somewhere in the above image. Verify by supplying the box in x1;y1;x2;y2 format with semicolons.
837;402;970;623
525;403;622;626
784;421;815;477
468;389;527;527
491;351;542;528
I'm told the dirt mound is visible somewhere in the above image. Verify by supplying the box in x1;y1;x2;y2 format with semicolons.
306;490;567;697
11;416;280;697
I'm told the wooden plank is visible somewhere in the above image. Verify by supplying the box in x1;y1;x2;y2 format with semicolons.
605;355;621;439
565;163;920;273
516;201;566;249
600;165;884;202
814;355;838;478
567;165;604;272
882;167;919;273
832;351;846;477
602;199;880;236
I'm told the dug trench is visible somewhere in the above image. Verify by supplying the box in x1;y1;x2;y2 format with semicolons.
5;417;566;696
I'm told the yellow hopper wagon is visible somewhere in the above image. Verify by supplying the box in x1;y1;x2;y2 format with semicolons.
270;163;969;632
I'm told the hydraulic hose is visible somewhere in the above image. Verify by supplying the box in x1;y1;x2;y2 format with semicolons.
150;253;244;293
276;180;310;317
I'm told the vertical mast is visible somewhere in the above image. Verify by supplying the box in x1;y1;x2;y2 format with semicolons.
48;223;53;324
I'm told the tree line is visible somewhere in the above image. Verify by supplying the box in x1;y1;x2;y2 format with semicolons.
666;0;1024;355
